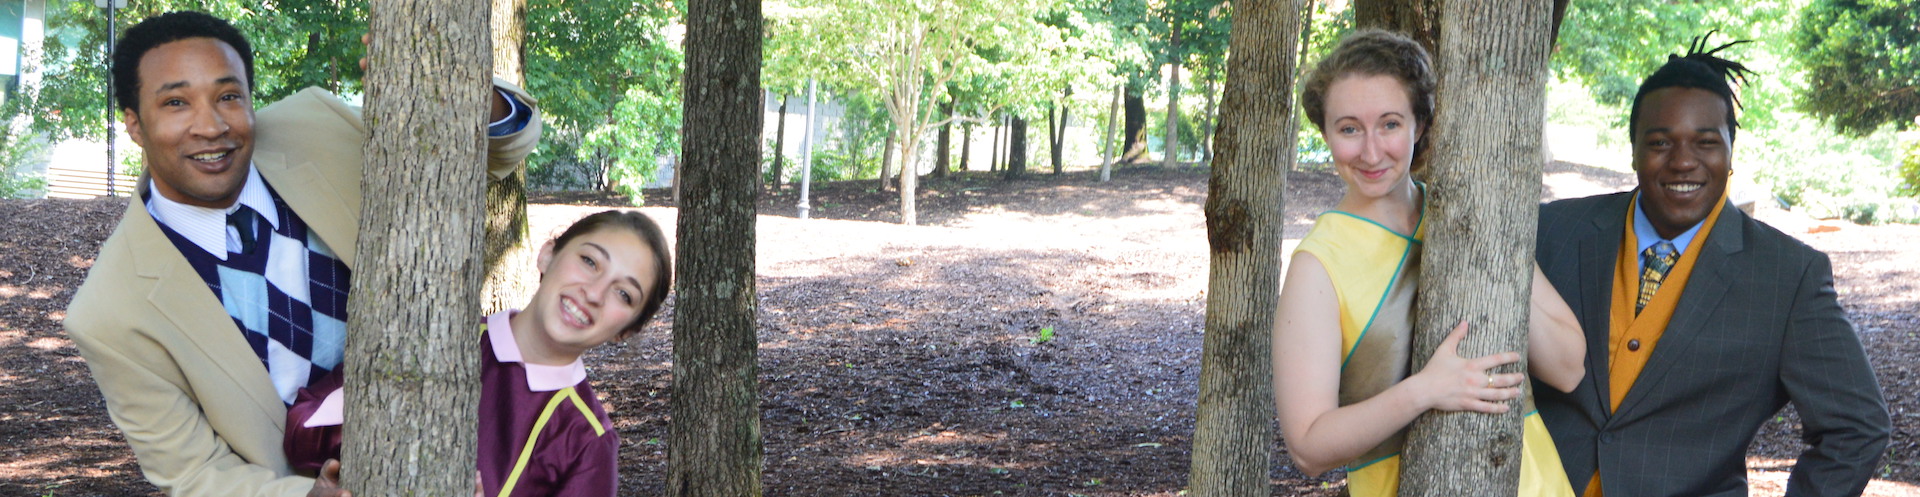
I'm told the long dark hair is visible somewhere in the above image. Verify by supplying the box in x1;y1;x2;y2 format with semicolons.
552;210;674;339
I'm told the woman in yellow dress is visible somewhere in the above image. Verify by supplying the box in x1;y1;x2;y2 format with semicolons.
1270;29;1585;496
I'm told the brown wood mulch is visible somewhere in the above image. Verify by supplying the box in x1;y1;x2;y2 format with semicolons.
3;164;1914;496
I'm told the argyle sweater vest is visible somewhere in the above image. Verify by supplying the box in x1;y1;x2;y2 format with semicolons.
151;186;351;405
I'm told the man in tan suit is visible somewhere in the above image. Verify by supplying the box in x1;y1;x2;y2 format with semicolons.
63;11;539;496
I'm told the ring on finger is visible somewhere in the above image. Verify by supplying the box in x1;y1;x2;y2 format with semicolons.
1486;373;1494;388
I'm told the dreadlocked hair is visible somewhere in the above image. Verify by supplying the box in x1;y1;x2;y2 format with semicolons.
1628;31;1756;143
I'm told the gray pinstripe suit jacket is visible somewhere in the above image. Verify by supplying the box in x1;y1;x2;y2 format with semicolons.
1533;191;1889;497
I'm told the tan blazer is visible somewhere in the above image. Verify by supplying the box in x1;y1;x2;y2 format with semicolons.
64;80;540;497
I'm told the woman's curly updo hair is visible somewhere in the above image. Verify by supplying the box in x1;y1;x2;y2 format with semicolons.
1299;28;1436;157
1628;32;1754;143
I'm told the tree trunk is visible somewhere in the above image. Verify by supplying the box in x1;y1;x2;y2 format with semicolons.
1200;79;1217;162
1051;87;1070;175
960;122;972;172
1122;85;1148;163
671;0;764;494
1163;24;1183;169
990;117;1003;172
770;94;789;190
345;0;491;494
1397;1;1552;494
480;0;533;315
935;99;952;178
1293;0;1317;173
1101;83;1121;182
1004;116;1028;180
880;130;897;190
1052;106;1067;173
1188;0;1299;495
897;127;920;225
1356;0;1439;54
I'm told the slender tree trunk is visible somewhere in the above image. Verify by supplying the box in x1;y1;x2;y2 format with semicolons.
1101;83;1121;182
671;0;764;494
1200;79;1217;162
990;116;1003;172
1051;86;1070;174
1164;25;1183;169
1122;85;1148;163
346;0;491;494
1294;0;1317;172
770;94;789;190
880;130;897;190
897;127;920;225
935;99;952;178
480;0;532;315
1004;116;1028;180
1052;106;1067;173
960;122;972;172
1397;1;1552;494
1188;0;1300;495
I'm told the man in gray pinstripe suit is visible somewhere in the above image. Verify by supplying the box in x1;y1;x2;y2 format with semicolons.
1532;36;1889;497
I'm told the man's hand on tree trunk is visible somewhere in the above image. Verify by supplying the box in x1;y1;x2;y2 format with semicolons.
307;459;353;497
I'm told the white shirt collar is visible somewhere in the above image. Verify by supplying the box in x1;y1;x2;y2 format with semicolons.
143;165;281;261
488;310;588;392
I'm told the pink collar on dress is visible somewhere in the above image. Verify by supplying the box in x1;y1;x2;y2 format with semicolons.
489;310;588;392
300;311;588;428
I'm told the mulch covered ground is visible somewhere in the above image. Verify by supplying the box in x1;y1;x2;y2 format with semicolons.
2;163;1914;496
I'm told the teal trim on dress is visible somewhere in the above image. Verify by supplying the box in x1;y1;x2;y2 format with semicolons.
1335;182;1429;372
1324;211;1419;243
1346;451;1400;471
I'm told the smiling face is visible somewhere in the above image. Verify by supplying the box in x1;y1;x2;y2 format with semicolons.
515;227;660;366
1322;74;1419;200
123;37;256;208
1632;87;1732;239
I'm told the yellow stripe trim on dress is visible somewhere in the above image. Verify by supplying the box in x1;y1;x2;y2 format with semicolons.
567;390;606;436
499;387;581;497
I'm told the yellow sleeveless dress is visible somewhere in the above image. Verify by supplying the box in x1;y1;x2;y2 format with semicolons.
1294;208;1575;497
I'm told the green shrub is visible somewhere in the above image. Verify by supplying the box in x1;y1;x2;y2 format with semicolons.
1898;139;1920;198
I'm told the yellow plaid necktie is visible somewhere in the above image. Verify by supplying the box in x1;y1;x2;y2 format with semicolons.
1636;240;1678;314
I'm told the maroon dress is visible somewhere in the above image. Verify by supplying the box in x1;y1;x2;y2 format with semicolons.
286;311;619;496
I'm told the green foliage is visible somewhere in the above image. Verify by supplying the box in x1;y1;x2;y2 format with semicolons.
1029;326;1055;344
1897;139;1920;198
0;97;49;199
1792;0;1919;136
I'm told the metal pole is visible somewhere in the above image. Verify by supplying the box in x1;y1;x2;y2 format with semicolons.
797;78;816;220
104;3;115;196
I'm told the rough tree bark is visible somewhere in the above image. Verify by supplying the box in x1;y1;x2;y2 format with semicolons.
1188;0;1300;495
345;0;491;494
1396;0;1553;494
1004;116;1028;180
1100;83;1121;182
1121;86;1148;163
670;0;764;494
480;0;533;315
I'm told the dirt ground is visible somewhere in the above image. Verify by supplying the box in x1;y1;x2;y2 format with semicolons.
2;163;1915;496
